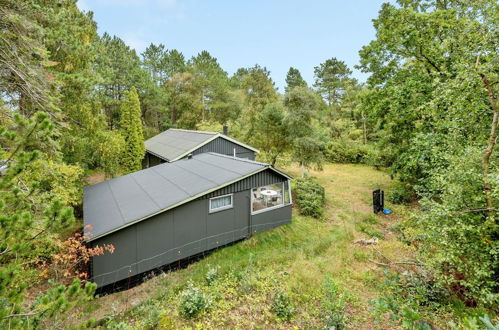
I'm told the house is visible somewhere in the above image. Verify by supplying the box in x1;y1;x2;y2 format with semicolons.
84;152;292;288
143;128;258;167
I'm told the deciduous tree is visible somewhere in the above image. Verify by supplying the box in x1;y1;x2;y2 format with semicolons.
284;87;324;176
253;103;289;166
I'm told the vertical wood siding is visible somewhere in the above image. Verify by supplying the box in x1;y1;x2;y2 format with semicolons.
192;137;256;160
198;168;284;200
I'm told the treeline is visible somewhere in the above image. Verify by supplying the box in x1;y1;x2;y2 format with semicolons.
2;0;371;176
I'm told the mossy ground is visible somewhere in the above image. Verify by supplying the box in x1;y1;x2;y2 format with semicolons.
80;163;417;329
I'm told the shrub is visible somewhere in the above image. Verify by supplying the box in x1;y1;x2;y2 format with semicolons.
38;228;114;283
387;183;414;204
370;270;447;329
205;265;220;285
452;314;498;329
272;289;294;321
292;176;326;218
321;277;347;329
178;282;211;319
324;141;381;165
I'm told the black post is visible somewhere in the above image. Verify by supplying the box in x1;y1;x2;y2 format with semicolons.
373;189;384;214
381;190;384;211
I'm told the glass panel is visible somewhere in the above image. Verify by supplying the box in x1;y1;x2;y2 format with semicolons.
210;195;232;210
252;183;284;212
284;181;290;204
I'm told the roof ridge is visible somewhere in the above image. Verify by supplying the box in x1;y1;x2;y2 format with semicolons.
202;152;268;166
168;128;218;135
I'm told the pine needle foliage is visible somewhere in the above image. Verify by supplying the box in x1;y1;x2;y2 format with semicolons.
119;87;145;173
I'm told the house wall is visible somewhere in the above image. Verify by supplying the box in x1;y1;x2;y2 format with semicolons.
90;171;291;288
143;136;256;168
192;137;255;160
91;190;248;287
251;204;292;234
143;152;166;168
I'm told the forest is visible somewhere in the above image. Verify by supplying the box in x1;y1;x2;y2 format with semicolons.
0;0;497;328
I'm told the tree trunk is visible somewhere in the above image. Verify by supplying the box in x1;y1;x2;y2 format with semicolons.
482;107;497;216
171;105;177;125
271;154;277;167
362;109;367;144
478;71;498;218
201;90;205;122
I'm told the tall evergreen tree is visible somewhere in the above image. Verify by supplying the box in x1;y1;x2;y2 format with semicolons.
142;43;169;84
313;58;352;106
238;65;279;141
165;71;203;128
188;50;230;122
285;67;307;92
0;1;55;116
95;33;149;129
120;87;145;173
141;43;170;130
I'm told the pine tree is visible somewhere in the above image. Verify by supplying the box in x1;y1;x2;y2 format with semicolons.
313;58;352;106
120;87;145;173
285;67;307;92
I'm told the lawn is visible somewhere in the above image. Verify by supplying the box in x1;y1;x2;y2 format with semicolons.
80;163;416;329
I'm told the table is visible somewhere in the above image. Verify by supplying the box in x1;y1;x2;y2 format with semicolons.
260;189;277;206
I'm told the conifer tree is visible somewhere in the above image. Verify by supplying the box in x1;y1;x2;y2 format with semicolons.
120;87;145;173
313;58;352;106
285;67;307;92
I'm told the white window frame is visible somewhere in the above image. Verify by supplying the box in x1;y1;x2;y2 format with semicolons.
250;181;292;215
285;179;293;205
209;193;233;213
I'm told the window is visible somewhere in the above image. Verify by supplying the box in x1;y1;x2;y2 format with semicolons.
284;180;291;204
209;194;233;213
251;181;291;214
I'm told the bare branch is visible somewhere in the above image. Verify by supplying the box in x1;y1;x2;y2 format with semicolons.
369;259;425;267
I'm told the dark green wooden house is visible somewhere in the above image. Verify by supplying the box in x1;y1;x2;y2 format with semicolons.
84;153;292;288
143;128;259;167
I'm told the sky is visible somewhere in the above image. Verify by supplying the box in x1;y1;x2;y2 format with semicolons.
77;0;389;92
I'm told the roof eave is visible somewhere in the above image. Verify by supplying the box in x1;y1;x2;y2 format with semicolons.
218;134;260;153
145;149;171;162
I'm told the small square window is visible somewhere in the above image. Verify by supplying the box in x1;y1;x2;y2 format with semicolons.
209;194;233;213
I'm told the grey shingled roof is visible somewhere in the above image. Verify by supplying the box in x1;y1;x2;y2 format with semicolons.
84;153;287;241
145;128;258;161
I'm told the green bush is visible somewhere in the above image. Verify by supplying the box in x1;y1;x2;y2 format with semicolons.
452;314;498;329
324;141;381;165
272;289;294;321
387;183;414;204
292;176;326;218
178;282;211;319
321;277;347;329
205;265;220;285
369;270;448;329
